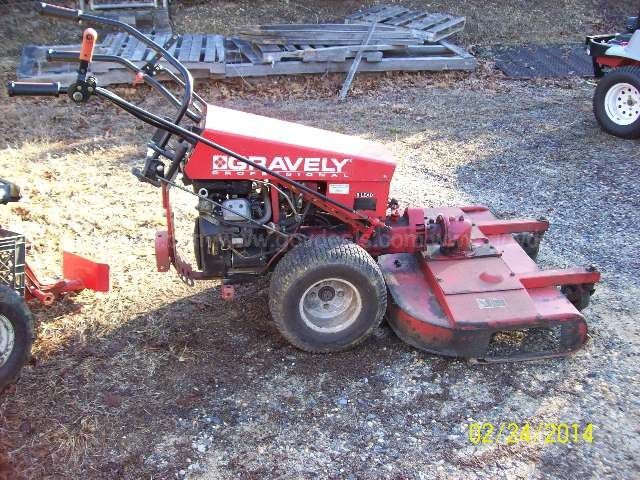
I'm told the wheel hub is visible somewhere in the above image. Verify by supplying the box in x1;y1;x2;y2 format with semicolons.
318;286;336;302
0;314;15;368
605;82;640;126
299;278;362;333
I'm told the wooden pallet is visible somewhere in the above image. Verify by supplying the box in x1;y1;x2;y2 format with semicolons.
18;29;476;85
236;24;424;47
345;4;465;43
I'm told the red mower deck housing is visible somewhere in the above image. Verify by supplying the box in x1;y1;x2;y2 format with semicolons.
379;207;599;362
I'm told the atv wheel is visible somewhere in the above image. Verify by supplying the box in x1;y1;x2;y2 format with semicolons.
269;236;387;352
593;66;640;138
0;285;34;392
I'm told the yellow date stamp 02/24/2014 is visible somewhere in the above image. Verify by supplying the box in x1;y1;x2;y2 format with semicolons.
467;422;595;445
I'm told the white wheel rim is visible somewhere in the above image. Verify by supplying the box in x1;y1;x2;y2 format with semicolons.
299;278;362;333
0;314;15;368
604;82;640;125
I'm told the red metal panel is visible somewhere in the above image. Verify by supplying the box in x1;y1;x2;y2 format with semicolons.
475;219;549;235
443;290;539;328
62;252;110;292
185;105;396;218
425;255;522;294
519;268;601;289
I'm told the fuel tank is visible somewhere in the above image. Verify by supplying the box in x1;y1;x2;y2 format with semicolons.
185;104;396;218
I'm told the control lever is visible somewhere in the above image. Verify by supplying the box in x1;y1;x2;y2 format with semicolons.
68;28;98;104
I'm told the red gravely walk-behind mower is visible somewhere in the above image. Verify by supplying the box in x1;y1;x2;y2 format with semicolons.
7;3;601;363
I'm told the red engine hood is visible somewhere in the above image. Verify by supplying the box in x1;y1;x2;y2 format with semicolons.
185;104;396;182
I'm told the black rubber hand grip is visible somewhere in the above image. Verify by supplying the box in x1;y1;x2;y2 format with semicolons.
7;81;61;97
37;2;80;20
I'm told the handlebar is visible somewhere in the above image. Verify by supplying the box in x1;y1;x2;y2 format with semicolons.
46;49;203;122
37;2;81;20
36;2;194;125
35;2;196;176
7;81;63;97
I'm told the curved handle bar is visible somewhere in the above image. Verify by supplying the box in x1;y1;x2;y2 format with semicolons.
7;81;64;97
36;3;194;132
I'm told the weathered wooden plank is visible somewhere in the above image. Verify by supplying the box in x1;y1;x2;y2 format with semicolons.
144;33;168;60
237;34;420;46
130;36;149;61
374;6;411;23
224;54;476;78
405;13;446;30
177;35;193;61
350;5;408;21
346;6;465;43
339;21;377;100
121;37;139;59
189;34;203;62
345;3;387;20
438;40;474;59
386;11;428;26
203;34;217;62
241;24;400;33
214;35;225;63
419;17;466;43
231;38;262;64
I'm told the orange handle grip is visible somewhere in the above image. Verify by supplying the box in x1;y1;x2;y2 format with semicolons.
79;28;98;62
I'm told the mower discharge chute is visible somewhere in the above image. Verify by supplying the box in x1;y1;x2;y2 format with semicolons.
8;3;601;362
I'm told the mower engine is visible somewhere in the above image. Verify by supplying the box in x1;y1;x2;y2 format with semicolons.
193;180;275;275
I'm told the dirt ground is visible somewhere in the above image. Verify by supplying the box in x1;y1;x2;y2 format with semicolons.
0;1;639;479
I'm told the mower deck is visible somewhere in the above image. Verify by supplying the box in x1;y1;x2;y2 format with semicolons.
379;206;599;362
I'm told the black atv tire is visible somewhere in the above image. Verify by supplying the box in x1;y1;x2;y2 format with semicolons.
593;66;640;138
269;236;387;353
0;285;34;392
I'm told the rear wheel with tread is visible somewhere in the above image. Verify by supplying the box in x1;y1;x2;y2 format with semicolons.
269;236;387;353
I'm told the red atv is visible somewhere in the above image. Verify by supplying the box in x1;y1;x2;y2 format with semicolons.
8;3;601;362
588;12;640;138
